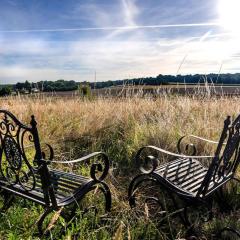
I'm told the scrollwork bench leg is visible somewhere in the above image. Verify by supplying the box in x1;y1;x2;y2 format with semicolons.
76;183;111;220
99;181;112;213
59;182;111;233
37;207;54;236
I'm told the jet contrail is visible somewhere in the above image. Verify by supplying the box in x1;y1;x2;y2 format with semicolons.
0;22;220;33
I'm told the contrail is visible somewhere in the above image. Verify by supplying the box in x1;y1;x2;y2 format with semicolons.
199;30;212;42
0;22;220;33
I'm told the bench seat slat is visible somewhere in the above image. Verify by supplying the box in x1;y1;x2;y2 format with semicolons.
155;158;192;173
170;166;206;183
49;169;90;182
154;158;210;196
179;171;207;188
0;168;92;204
38;169;90;198
30;180;73;198
35;174;83;191
163;161;199;176
167;165;203;181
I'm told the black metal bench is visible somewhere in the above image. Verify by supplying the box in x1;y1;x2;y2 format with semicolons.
0;110;111;235
128;114;240;236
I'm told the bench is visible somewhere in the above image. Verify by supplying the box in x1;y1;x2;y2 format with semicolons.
128;114;240;236
0;110;112;235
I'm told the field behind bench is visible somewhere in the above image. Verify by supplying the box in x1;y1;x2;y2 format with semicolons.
0;95;239;239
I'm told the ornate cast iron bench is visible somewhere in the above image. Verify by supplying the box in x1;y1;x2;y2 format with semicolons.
0;110;111;235
128;115;240;236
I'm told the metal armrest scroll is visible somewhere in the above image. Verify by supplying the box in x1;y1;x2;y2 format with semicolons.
50;152;110;181
136;145;213;174
177;135;224;155
33;143;54;167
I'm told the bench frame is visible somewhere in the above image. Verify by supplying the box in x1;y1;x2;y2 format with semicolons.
0;110;111;235
128;115;240;236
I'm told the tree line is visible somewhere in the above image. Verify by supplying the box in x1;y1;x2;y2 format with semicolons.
90;73;240;88
1;73;240;96
15;79;78;92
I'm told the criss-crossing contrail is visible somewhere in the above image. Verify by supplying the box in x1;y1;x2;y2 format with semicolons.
0;22;220;33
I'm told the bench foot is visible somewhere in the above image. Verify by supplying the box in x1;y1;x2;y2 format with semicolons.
0;191;14;212
37;208;54;236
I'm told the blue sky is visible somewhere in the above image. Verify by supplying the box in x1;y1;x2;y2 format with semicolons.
0;0;240;83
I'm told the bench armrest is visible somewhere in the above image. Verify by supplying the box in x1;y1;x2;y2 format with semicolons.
177;134;223;155
50;152;110;181
136;145;213;174
180;135;220;144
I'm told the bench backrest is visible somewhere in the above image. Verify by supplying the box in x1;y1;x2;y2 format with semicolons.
0;110;56;206
198;114;240;197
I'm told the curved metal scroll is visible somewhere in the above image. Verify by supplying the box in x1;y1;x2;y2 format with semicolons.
90;155;109;181
177;134;226;157
177;135;202;156
41;143;54;162
135;147;160;174
0;110;37;191
51;152;110;182
135;145;213;175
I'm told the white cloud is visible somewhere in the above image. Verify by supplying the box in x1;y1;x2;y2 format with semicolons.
0;39;49;56
1;1;240;84
2;33;240;84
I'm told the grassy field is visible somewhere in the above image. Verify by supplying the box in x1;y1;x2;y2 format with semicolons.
0;95;239;239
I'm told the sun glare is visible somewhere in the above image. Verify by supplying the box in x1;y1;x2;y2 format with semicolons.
218;0;240;32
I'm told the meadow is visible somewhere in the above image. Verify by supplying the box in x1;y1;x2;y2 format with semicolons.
0;94;239;239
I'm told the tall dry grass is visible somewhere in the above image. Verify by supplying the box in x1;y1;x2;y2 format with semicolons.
1;95;240;158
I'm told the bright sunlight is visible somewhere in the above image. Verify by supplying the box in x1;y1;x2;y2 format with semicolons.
218;0;240;32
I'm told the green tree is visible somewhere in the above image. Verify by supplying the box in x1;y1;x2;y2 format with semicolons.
0;87;11;96
24;80;32;92
78;84;91;98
